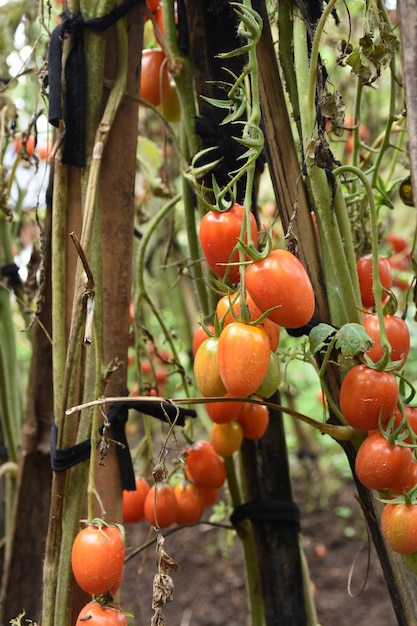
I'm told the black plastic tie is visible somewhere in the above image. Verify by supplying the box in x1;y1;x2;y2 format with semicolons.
231;500;301;528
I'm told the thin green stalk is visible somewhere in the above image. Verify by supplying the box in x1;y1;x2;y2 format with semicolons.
162;0;211;317
225;456;266;626
293;10;362;326
333;164;390;356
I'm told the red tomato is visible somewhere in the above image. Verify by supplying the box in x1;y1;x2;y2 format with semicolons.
140;49;170;107
236;402;269;440
13;135;35;158
184;440;226;489
356;256;392;308
387;462;417;496
363;314;410;367
193;336;226;397
244;249;315;328
192;324;215;357
71;524;125;596
210;420;244;457
381;503;417;554
339;364;398;430
218;322;270;397
174;482;205;524
392;406;417;444
388;233;410;254
206;393;245;424
144;483;178;528
199;203;259;284
199;485;220;507
76;601;127;625
355;431;412;490
122;477;150;523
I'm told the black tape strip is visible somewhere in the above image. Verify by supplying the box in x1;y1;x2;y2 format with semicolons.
231;500;301;528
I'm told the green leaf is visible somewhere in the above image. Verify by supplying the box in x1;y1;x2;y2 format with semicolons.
334;323;373;357
309;323;336;354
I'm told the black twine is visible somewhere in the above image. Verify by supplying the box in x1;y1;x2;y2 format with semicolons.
231;500;301;528
48;0;140;166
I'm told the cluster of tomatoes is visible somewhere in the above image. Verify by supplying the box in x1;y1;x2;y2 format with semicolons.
71;521;127;625
122;440;227;528
340;254;417;557
193;201;315;454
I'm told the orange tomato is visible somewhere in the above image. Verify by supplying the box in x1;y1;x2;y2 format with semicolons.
218;322;270;397
237;402;269;440
174;482;205;524
122;477;150;523
144;483;178;528
184;440;226;489
206;393;245;424
193;337;226;397
210;420;244;457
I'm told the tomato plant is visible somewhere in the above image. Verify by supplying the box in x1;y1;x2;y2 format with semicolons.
363;314;410;367
210;420;244;457
236;402;269;440
244;249;315;328
139;48;170;107
71;523;125;596
122;477;150;524
174;482;205;524
355;431;412;491
339;364;398;430
217;322;270;397
193;336;226;397
199;203;258;284
381;504;417;554
76;601;127;625
144;483;178;528
356;256;393;308
184;440;227;489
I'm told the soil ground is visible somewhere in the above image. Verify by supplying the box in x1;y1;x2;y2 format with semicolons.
121;480;399;626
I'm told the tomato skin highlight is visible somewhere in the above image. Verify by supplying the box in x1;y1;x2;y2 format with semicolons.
199;203;258;284
363;314;410;368
76;601;127;625
193;337;226;397
184;440;227;489
381;503;417;554
122;477;150;523
356;256;392;308
355;431;412;491
144;483;178;528
244;249;315;328
339;364;398;430
71;525;125;596
218;322;270;397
